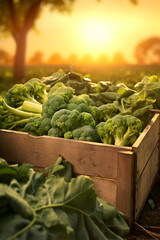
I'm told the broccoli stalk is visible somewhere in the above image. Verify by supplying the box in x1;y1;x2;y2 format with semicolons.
114;126;138;146
3;100;41;118
0;97;42;131
21;101;42;114
7;118;30;130
113;115;143;146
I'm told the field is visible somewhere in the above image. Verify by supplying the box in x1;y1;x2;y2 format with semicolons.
1;64;160;94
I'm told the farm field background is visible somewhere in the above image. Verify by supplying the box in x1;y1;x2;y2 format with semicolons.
1;64;160;94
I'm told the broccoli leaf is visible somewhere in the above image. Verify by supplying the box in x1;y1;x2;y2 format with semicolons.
0;156;129;240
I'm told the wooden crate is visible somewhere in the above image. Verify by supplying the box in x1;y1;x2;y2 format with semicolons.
0;113;159;224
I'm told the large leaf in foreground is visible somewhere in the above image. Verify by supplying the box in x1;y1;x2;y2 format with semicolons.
0;156;130;240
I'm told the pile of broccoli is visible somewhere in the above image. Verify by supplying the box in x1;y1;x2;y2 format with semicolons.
1;69;154;146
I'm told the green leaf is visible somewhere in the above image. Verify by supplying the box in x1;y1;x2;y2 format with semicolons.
44;155;72;182
0;157;129;240
0;158;8;168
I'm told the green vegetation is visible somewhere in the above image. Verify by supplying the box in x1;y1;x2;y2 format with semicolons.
0;156;130;240
1;65;160;146
96;115;142;146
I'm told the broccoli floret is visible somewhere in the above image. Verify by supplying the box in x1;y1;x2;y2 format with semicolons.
42;86;75;118
24;78;48;104
23;116;52;136
66;95;92;113
64;131;73;139
51;109;81;133
72;125;100;142
5;84;42;108
40;117;52;135
80;112;96;128
96;122;114;144
66;94;98;123
48;127;64;137
97;103;119;122
48;82;66;96
1;113;29;130
23;116;43;136
79;94;96;106
96;115;143;146
42;94;67;118
52;86;75;102
114;115;142;146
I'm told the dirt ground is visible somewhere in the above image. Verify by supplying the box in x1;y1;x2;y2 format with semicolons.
126;173;160;240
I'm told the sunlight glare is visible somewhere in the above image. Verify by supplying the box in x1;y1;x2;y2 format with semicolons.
78;19;115;58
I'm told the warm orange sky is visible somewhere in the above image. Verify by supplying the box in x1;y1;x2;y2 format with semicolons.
1;0;160;64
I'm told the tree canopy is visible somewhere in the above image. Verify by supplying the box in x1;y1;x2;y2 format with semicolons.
0;0;75;81
135;37;160;65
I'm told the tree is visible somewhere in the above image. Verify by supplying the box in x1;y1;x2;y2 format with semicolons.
96;54;108;65
47;53;64;65
134;36;160;65
0;0;75;82
28;51;44;65
67;53;79;65
80;54;95;65
111;51;127;65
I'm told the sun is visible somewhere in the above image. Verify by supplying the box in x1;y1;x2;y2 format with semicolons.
83;20;109;44
78;19;114;57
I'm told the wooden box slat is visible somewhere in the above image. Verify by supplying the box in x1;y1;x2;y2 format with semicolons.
135;143;159;219
132;113;160;182
0;130;130;179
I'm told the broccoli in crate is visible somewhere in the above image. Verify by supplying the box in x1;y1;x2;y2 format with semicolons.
96;114;143;146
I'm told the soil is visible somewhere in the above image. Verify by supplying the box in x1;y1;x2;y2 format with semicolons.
126;173;160;240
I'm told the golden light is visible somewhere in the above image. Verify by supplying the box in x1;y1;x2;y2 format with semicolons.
83;20;109;44
78;19;115;58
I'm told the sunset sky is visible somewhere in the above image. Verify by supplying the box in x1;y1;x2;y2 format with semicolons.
1;0;160;64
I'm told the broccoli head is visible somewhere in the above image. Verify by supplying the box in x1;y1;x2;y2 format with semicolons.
79;94;95;106
97;103;119;122
23;116;43;136
23;116;52;136
96;122;114;145
48;82;66;96
24;78;48;104
5;80;47;108
42;94;67;118
5;84;38;108
72;125;100;142
51;109;81;133
80;112;96;128
48;127;64;138
40;117;52;135
66;95;92;113
96;115;143;146
64;131;73;139
52;86;75;102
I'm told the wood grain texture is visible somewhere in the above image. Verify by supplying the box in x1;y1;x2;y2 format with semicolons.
0;129;130;179
132;113;160;182
135;143;159;220
116;150;134;222
90;176;117;206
